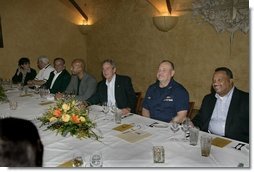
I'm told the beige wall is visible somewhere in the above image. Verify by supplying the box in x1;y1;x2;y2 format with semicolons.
0;0;249;109
0;0;87;78
86;0;249;108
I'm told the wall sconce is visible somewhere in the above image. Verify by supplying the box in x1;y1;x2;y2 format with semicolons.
79;20;92;35
153;15;178;32
150;0;178;32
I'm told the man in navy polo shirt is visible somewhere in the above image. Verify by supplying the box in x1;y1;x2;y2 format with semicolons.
142;60;189;123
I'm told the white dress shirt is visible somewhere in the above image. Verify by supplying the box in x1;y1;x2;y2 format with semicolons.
106;74;116;106
50;71;62;89
208;87;234;136
35;64;55;81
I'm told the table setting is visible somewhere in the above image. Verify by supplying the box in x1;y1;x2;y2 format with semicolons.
0;86;250;168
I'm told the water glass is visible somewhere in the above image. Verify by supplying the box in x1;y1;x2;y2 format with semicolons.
9;101;18;110
72;153;84;167
153;146;165;163
170;120;180;141
200;135;212;157
189;127;199;146
114;109;122;124
90;152;103;167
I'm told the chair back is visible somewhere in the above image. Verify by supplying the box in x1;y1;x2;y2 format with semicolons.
187;101;195;119
135;92;142;115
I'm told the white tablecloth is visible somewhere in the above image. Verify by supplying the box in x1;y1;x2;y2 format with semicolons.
0;88;250;167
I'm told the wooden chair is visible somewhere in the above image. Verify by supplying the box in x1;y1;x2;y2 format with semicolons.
135;92;142;115
187;101;195;119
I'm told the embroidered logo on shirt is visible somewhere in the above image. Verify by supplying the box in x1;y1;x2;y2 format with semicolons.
147;96;151;99
163;96;173;102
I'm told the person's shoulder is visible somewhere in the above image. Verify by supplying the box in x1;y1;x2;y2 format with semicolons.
116;74;131;80
98;79;105;84
172;80;188;92
30;68;37;73
62;69;70;75
234;87;249;98
147;81;159;90
85;73;97;82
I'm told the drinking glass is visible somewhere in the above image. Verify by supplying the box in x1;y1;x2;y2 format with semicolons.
200;135;212;157
181;118;191;141
72;153;84;167
102;102;110;120
189;127;200;146
153;146;165;163
9;100;18;110
90;152;103;167
114;109;122;124
170;120;180;141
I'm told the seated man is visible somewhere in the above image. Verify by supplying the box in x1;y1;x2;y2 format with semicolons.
42;57;71;94
87;59;136;115
55;59;97;101
27;56;54;88
0;117;44;167
192;67;249;143
12;57;37;86
142;60;189;123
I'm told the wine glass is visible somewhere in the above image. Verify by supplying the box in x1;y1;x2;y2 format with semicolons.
181;117;192;141
170;120;180;141
72;153;84;167
102;102;110;120
90;152;103;167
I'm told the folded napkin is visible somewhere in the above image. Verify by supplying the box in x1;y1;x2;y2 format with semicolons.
19;93;33;97
58;159;73;167
116;130;152;143
212;137;232;148
39;101;55;106
113;124;134;132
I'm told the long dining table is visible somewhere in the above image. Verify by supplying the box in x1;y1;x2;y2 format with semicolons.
0;86;250;168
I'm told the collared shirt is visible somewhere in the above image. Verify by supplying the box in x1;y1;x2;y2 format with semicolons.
143;79;189;122
50;71;62;89
208;86;235;136
35;64;55;82
106;74;116;106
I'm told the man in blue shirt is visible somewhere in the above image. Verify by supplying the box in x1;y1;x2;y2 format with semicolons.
142;60;189;123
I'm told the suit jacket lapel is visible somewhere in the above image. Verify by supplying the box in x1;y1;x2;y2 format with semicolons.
204;95;217;130
114;75;120;103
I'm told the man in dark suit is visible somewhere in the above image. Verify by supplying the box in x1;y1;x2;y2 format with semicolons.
87;59;136;115
43;58;71;94
192;67;249;143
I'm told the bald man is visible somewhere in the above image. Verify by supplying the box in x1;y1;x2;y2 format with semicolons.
142;60;189;123
55;59;97;101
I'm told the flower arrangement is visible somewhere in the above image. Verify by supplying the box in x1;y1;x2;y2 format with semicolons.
38;99;100;140
0;85;8;103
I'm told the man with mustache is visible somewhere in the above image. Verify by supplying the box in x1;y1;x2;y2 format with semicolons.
192;67;249;143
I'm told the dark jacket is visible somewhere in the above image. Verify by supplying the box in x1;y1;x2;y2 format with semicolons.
12;68;37;85
88;74;136;113
43;69;71;94
192;87;249;143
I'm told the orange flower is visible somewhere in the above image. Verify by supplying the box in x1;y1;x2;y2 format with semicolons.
53;109;62;117
71;114;80;124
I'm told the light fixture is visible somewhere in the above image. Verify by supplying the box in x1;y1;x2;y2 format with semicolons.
79;20;92;35
69;0;92;35
153;15;178;32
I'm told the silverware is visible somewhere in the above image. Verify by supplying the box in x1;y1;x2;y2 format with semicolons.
121;113;134;119
148;122;159;127
233;143;246;150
